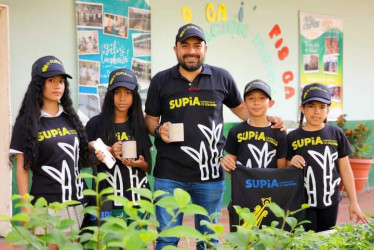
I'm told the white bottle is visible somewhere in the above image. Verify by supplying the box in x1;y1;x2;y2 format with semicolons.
93;138;116;169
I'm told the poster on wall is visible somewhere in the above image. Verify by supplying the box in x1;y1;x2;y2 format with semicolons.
299;11;343;119
76;0;151;124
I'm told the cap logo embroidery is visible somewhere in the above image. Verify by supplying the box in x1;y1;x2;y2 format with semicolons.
179;25;202;38
41;59;63;73
245;81;268;93
303;86;327;99
109;71;133;85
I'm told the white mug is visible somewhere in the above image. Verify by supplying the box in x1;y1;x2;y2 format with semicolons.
169;123;184;142
122;140;137;159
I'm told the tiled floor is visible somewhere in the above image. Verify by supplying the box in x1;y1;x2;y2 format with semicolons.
1;188;373;249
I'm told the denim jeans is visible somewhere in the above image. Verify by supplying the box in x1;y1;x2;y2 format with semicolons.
154;177;225;250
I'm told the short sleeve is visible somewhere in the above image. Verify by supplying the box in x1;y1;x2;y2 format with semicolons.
145;75;162;117
286;131;296;161
224;128;238;156
85;115;100;142
222;71;242;109
276;131;288;159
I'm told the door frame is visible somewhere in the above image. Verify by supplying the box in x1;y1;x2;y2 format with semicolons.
0;4;12;236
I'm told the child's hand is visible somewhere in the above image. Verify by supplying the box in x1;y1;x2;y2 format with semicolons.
290;155;306;169
350;202;369;224
110;141;123;160
95;150;105;163
220;155;236;172
122;155;148;172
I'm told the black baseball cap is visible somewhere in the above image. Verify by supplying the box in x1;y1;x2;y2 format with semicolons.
301;83;331;105
31;55;72;79
175;23;206;44
243;79;272;99
108;68;137;92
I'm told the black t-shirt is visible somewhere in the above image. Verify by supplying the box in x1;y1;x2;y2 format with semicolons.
287;125;352;208
85;115;150;209
145;64;242;182
224;121;287;168
10;113;85;203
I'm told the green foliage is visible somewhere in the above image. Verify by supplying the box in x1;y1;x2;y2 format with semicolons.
336;114;372;158
2;179;374;249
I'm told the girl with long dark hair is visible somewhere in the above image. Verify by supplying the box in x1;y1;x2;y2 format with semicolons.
85;68;151;221
10;55;90;234
287;83;368;232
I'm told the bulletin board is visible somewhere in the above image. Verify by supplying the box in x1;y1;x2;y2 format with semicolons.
75;0;151;124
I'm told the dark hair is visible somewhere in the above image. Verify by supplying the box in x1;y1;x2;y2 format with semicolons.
298;102;329;128
99;86;152;169
14;75;89;170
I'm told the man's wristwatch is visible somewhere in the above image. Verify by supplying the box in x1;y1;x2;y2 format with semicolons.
154;125;161;139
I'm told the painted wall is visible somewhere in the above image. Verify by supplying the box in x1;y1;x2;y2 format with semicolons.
1;0;78;124
151;0;374;122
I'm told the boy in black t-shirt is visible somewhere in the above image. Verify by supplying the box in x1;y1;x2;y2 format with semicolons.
221;79;287;231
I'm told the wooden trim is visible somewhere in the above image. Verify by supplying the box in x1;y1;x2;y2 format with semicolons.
0;4;12;236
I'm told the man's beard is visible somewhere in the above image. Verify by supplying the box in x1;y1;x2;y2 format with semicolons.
177;55;204;72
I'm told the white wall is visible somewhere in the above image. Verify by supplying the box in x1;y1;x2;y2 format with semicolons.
151;0;374;121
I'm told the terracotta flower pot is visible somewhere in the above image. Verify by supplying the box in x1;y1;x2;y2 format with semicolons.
340;158;373;193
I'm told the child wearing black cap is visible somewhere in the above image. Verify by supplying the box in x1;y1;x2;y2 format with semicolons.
287;83;368;232
221;79;287;231
10;56;90;235
85;68;151;222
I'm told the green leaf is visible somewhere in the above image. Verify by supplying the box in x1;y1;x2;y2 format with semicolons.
57;219;76;230
107;195;130;206
153;190;167;199
11;194;24;200
174;188;191;207
98;186;114;197
103;216;128;229
77;172;95;179
225;232;249;247
130;188;153;200
155;196;178;209
180;204;207;216
61;200;81;207
286;216;297;229
52;228;67;247
82;189;98;196
138;229;158;243
301;203;310;209
10;213;29;222
269;202;285;218
82;206;99;217
34;197;48;208
97;172;109;182
159;225;203;240
209;212;222;221
137;200;155;216
240;212;256;226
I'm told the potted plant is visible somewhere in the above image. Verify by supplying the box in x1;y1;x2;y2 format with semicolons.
336;114;373;193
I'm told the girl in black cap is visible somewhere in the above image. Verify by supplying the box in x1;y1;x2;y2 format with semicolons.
10;55;90;237
287;83;368;232
85;68;151;223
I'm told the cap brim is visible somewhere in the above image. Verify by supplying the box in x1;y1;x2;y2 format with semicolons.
244;87;272;100
302;97;331;105
178;34;206;43
108;81;137;91
42;71;72;79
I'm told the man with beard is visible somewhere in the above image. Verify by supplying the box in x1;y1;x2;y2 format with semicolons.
145;23;280;249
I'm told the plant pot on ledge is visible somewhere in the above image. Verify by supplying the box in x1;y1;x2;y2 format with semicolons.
340;158;374;193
